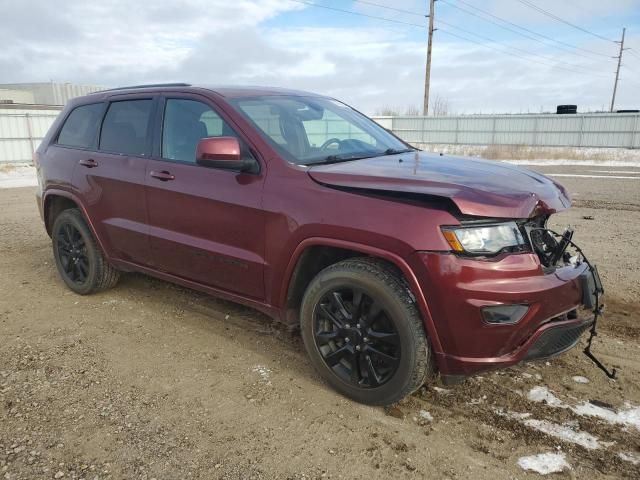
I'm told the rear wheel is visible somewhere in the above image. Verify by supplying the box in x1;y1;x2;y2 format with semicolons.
52;208;119;295
300;258;432;405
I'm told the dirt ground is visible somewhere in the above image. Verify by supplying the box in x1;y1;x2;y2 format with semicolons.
1;179;639;479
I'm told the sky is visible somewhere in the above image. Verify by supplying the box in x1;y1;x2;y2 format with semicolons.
1;0;639;114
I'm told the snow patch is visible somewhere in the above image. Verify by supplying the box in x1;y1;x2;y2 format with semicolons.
494;408;531;421
618;451;640;465
572;402;640;432
527;386;640;432
0;165;37;189
418;410;433;421
523;419;601;450
527;386;565;407
503;159;640;167
496;408;602;450
251;365;272;383
517;452;571;475
433;386;451;394
572;376;590;384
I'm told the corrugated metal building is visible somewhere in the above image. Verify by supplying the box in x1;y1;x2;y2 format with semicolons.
0;88;35;104
0;82;103;106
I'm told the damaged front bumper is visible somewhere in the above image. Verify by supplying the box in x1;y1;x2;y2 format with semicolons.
412;250;595;377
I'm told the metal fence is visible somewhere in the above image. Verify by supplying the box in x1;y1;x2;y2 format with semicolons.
0;108;61;163
3;109;640;164
372;113;640;149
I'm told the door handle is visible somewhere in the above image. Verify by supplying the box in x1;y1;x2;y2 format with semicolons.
79;158;98;168
150;170;175;181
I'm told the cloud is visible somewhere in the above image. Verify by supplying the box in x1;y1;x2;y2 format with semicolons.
0;0;638;114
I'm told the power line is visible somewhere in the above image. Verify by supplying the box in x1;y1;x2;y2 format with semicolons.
440;0;611;58
440;0;612;59
627;49;640;60
350;0;427;18
437;28;611;78
436;18;603;74
516;0;617;43
563;0;623;31
287;0;425;28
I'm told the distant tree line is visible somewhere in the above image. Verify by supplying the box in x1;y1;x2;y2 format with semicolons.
375;94;451;116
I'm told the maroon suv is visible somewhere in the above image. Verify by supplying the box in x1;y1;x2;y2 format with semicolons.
35;84;600;405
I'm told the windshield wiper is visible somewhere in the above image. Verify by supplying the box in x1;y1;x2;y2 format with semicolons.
305;152;380;165
304;148;416;166
382;148;415;155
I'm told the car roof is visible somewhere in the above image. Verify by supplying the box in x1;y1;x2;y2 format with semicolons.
88;83;323;99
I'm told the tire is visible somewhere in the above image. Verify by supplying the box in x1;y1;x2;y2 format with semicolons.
51;208;119;295
300;257;432;406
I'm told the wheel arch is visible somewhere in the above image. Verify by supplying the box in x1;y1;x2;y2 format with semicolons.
42;190;107;258
280;238;443;353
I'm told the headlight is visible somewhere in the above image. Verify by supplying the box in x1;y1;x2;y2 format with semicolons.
442;222;526;255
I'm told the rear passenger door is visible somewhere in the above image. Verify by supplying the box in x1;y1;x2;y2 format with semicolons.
74;94;156;266
145;94;266;299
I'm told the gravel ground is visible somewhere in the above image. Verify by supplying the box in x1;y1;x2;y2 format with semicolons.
1;182;639;480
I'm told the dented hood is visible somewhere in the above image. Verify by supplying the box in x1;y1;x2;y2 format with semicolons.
308;151;571;218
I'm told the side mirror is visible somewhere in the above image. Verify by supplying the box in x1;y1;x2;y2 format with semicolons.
195;137;256;172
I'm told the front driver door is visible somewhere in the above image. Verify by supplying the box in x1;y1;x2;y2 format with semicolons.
145;94;266;299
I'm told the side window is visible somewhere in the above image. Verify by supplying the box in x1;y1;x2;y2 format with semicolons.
99;99;153;156
162;99;239;163
57;103;103;148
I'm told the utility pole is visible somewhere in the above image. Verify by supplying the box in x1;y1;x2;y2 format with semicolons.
610;27;626;113
422;0;435;116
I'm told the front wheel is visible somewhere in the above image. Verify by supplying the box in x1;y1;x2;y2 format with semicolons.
300;258;432;406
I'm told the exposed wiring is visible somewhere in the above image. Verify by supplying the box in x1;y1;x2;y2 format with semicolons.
529;227;616;379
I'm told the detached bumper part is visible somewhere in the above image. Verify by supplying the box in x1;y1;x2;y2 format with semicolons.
525;319;594;360
580;265;604;310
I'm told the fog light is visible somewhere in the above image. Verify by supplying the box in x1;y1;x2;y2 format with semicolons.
482;304;529;325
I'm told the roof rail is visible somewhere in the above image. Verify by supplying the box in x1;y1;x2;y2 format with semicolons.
94;83;191;93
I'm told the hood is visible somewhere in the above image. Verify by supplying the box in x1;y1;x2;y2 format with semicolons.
307;151;571;219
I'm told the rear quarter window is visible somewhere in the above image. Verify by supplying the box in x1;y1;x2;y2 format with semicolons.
57;103;104;149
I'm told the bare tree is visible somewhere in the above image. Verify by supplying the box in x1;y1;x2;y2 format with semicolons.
430;94;451;116
404;105;421;116
374;106;401;116
376;99;450;117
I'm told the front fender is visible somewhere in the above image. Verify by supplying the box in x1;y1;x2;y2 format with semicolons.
278;237;443;354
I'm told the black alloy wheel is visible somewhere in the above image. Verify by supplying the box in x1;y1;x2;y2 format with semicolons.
51;208;120;294
300;257;432;406
56;223;90;284
313;288;400;388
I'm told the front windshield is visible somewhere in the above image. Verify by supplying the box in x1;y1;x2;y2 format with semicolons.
230;95;412;165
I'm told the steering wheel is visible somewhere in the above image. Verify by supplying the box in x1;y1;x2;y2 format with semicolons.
320;138;342;150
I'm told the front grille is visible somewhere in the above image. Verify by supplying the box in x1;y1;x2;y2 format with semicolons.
525;321;592;360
